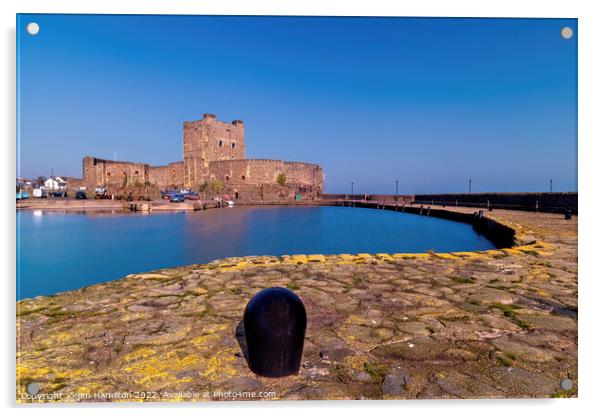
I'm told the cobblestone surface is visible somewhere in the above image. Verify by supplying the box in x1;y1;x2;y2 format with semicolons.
16;208;577;402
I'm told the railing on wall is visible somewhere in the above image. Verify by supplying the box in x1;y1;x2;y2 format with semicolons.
320;192;577;214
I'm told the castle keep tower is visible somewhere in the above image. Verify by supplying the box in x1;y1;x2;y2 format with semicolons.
183;113;245;188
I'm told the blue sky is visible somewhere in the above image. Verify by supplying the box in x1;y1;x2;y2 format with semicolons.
17;15;577;194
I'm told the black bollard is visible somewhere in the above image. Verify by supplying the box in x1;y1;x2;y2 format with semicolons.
243;287;307;378
564;210;572;220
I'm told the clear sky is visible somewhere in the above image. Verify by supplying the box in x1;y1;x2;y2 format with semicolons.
17;15;577;194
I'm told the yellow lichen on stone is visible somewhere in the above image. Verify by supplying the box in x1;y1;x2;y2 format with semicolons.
138;273;173;280
308;254;327;262
17;364;51;382
451;251;485;259
336;254;356;264
121;347;157;363
431;253;457;260
199;350;237;380
53;368;92;380
200;323;228;335
391;253;417;259
72;381;106;396
37;331;76;348
290;255;308;264
502;248;527;256
216;261;250;272
122;350;201;388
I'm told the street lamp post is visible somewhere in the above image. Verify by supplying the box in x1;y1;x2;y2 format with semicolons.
395;180;398;202
468;179;472;193
351;182;354;200
550;179;553;192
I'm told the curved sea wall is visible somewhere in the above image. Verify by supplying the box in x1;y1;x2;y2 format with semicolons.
334;201;519;249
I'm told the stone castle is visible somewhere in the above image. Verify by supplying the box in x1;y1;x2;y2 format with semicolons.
81;113;324;200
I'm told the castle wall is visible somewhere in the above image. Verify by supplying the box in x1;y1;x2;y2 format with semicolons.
207;159;323;201
147;161;184;189
83;156;147;188
83;157;183;189
183;113;244;188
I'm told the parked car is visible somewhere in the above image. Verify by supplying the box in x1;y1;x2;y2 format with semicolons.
169;193;185;203
161;190;180;200
51;191;68;198
94;187;108;199
75;191;87;200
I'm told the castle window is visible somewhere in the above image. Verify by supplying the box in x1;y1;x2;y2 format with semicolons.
231;143;236;149
134;170;139;175
219;140;223;147
241;175;246;181
106;172;111;177
225;175;230;181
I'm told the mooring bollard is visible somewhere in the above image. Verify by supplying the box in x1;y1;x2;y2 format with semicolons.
564;210;572;220
243;287;307;378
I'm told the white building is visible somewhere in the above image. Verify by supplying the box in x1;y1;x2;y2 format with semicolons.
44;176;67;190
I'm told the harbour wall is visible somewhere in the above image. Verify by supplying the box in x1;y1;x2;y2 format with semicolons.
412;192;577;214
333;200;518;249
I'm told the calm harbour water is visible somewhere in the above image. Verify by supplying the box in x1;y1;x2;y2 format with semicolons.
16;206;495;300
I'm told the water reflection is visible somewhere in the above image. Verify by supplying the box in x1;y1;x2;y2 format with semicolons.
16;206;495;299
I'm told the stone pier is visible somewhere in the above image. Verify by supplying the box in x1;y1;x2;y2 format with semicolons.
16;207;577;401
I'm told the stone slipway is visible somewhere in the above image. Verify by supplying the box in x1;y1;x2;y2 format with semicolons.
16;207;577;402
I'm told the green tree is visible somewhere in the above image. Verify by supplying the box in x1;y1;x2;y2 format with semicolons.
197;181;208;194
209;179;223;195
276;173;287;186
